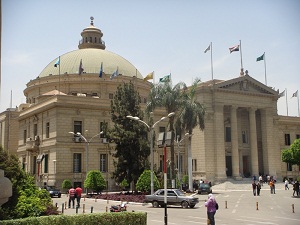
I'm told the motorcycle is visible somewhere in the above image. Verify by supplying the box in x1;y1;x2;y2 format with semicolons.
110;202;127;212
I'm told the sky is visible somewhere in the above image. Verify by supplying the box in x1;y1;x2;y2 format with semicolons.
1;0;300;116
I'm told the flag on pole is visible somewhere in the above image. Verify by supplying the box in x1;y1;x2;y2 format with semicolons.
292;90;298;98
159;74;171;82
54;57;60;67
229;45;239;53
144;71;154;81
78;59;84;75
110;68;119;80
99;62;103;78
204;44;210;53
279;90;285;98
256;53;265;62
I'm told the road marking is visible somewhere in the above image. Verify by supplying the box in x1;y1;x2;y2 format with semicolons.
232;209;236;213
275;216;300;222
235;218;279;224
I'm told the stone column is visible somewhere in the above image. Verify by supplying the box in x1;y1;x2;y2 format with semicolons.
249;107;259;176
231;105;241;179
261;108;281;178
214;104;227;181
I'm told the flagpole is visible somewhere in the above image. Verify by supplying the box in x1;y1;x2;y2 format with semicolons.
297;90;300;117
239;40;243;70
286;88;288;116
264;52;267;85
210;42;213;80
58;56;61;95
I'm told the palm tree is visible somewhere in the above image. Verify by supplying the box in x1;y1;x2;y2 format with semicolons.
177;78;205;190
146;80;186;184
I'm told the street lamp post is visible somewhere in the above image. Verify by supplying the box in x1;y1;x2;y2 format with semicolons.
127;112;175;195
176;133;191;189
68;131;103;195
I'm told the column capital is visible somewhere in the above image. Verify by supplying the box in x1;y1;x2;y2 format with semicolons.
248;107;257;113
231;105;238;111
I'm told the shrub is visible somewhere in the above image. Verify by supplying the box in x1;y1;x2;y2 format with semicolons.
61;179;72;190
84;170;106;194
136;170;160;193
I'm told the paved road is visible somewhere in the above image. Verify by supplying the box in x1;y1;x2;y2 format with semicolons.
52;182;300;225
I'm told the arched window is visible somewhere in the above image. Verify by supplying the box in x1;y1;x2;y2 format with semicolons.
85;37;88;43
89;37;92;43
95;37;97;43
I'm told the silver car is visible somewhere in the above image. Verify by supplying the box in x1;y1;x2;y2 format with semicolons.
144;189;199;208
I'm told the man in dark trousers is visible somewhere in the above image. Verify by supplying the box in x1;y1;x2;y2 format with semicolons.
68;186;76;208
252;181;257;196
75;185;83;208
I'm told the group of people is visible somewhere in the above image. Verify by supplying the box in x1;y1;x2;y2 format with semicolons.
251;180;262;196
284;179;299;196
68;185;83;208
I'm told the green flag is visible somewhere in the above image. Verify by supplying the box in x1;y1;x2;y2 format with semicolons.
159;74;171;82
256;53;264;62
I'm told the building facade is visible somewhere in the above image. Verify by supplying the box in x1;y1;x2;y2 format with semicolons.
1;19;299;190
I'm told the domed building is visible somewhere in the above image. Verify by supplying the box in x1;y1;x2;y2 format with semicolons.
0;18;299;191
15;18;155;189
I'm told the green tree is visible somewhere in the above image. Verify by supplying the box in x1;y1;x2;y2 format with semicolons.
146;80;186;181
282;138;300;165
108;81;150;190
0;147;56;219
61;179;72;192
136;170;160;193
176;78;205;190
84;170;106;194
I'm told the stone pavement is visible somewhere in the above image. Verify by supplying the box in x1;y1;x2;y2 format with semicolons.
212;178;287;192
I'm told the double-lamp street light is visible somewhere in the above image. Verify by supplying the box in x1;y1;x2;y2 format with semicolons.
127;112;175;195
68;131;103;195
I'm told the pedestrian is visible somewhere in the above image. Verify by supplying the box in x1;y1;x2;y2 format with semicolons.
284;179;289;190
269;180;274;194
75;185;83;208
259;175;263;186
256;182;261;196
252;181;257;196
293;181;299;196
205;193;217;225
68;186;76;208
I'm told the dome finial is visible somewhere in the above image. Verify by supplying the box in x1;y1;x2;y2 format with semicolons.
90;16;94;26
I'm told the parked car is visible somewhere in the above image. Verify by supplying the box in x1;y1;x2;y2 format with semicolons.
144;189;199;208
198;183;212;194
46;186;61;198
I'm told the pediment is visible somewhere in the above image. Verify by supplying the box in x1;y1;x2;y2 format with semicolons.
215;75;278;96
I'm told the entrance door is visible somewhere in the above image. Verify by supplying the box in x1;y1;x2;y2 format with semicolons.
226;156;232;177
243;156;250;177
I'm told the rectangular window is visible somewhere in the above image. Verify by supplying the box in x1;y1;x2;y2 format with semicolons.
242;130;248;143
34;124;38;137
159;127;166;133
225;127;231;142
109;93;114;99
46;122;50;138
159;155;164;172
287;163;292;171
100;154;108;172
285;134;291;145
44;154;49;173
73;153;82;173
22;157;26;170
23;130;27;144
296;134;300;139
33;156;37;174
100;122;105;138
74;121;82;134
192;159;197;171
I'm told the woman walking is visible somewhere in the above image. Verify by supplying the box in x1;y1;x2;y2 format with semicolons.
205;193;217;225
